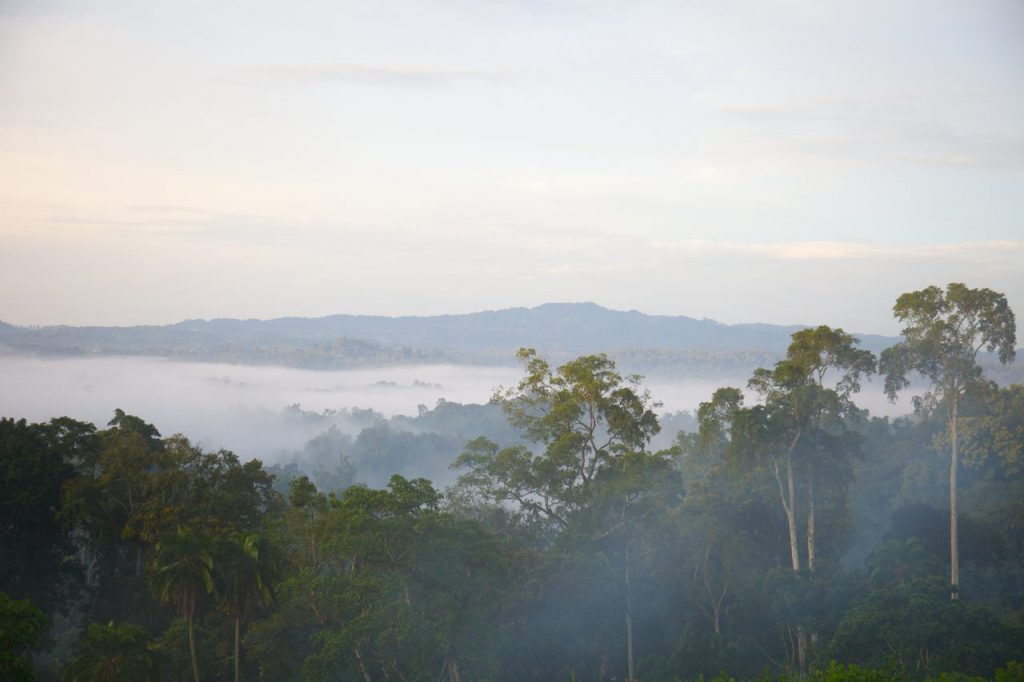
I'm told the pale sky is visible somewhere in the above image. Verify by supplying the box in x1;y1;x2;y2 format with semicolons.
1;0;1022;335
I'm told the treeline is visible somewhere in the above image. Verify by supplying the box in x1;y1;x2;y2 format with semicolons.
2;284;1023;681
264;400;526;492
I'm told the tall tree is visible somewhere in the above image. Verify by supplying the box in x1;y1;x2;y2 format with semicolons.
455;349;663;681
701;328;873;575
149;528;216;682
699;327;874;673
753;326;875;574
880;283;1016;600
215;533;278;682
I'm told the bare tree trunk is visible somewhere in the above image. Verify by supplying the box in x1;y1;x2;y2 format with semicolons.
354;646;373;682
700;546;727;635
188;615;201;682
234;616;241;682
775;453;801;572
807;469;815;574
772;437;805;674
796;626;808;677
950;399;959;600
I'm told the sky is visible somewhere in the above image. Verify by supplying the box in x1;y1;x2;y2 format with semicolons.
1;0;1022;335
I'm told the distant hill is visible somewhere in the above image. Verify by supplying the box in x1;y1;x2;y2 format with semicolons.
0;302;924;379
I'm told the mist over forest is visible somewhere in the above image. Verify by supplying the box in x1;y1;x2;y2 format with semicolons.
3;291;1024;682
0;348;914;490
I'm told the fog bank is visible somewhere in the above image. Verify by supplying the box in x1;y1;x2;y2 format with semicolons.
1;356;914;463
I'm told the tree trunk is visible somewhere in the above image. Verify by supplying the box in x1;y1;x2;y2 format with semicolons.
772;440;805;672
785;455;800;572
188;614;201;682
447;651;462;682
806;469;815;574
354;646;373;682
796;625;808;677
950;399;959;600
234;616;241;682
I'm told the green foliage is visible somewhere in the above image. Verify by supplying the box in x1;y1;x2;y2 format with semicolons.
62;622;158;682
455;348;662;534
881;283;1016;412
831;577;1022;678
0;592;46;682
0;418;80;615
958;384;1024;476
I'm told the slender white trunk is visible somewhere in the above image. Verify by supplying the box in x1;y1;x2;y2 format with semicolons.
786;455;800;572
806;470;815;574
354;647;372;682
950;398;959;600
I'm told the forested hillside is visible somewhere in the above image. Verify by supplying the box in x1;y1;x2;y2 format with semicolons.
0;303;879;378
2;285;1022;681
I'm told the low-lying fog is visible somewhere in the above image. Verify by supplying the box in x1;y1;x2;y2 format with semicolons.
1;355;914;466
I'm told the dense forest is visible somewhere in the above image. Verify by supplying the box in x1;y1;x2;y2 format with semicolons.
2;284;1023;681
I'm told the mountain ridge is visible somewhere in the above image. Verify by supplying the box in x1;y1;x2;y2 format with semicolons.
5;302;1021;383
1;302;896;353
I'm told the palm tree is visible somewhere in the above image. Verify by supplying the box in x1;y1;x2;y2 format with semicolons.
149;527;215;682
216;533;278;682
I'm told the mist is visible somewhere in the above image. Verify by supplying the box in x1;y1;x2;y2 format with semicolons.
1;355;915;462
0;356;515;455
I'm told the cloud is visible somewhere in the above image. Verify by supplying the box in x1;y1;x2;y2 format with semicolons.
232;63;518;87
650;239;1024;261
711;92;1024;170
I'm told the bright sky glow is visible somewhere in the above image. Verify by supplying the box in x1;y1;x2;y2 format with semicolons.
1;0;1022;334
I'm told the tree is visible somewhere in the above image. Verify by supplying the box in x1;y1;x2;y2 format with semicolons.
699;327;874;674
215;533;278;682
880;283;1016;600
454;349;664;682
0;592;46;682
302;475;514;682
581;449;680;682
149;528;216;682
700;328;873;576
746;326;875;575
455;348;660;534
0;418;79;617
830;577;1021;677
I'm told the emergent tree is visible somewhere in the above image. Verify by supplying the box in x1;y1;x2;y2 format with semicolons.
879;283;1016;600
